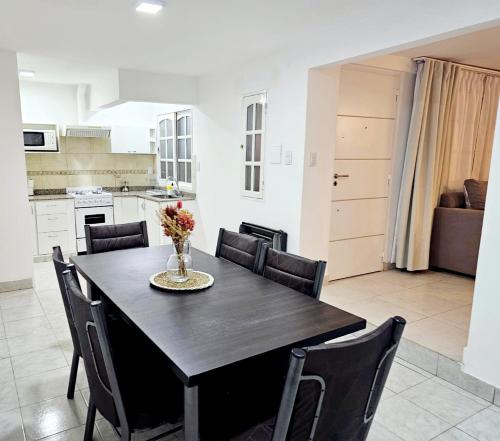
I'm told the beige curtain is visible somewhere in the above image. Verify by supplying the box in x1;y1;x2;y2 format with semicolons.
394;59;500;270
472;75;500;180
394;60;457;271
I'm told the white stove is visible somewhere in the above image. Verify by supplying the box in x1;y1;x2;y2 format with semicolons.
66;186;114;253
66;186;113;208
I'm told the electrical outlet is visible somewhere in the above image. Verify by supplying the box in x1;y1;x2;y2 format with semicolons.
284;151;293;165
309;152;317;167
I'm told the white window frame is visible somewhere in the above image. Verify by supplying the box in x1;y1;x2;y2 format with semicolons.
157;110;193;191
241;92;267;199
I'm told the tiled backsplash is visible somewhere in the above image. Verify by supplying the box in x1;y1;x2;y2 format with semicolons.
25;136;157;190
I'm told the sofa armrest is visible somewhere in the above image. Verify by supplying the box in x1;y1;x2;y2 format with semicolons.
430;207;483;276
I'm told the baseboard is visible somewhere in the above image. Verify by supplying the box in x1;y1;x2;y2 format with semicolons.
0;278;33;293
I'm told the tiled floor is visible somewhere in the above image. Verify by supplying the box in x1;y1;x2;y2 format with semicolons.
321;269;475;361
1;262;496;441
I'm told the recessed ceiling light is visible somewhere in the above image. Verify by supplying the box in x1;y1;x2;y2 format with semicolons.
136;0;164;14
19;70;35;78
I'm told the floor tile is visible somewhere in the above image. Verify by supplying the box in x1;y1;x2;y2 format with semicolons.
437;356;495;402
397;338;439;375
404;318;468;361
341;298;426;326
0;381;20;413
400;378;488;425
375;396;451;441
321;283;377;307
377;290;459;316
408;282;474;307
0;290;40;311
4;316;52;339
21;393;87;440
366;422;403;440
394;357;434;378
0;339;9;359
0;322;5;340
1;303;45;323
432;306;472;331
385;360;428;393
12;347;68;379
0;408;25;441
16;366;71;406
431;427;477;440
7;330;58;356
39;424;102;441
457;407;500;441
0;358;14;384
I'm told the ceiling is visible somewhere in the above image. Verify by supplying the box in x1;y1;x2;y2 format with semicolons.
396;25;500;71
1;0;355;78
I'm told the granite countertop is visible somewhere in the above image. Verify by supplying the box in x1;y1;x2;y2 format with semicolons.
29;191;196;203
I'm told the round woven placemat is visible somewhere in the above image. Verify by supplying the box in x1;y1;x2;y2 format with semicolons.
149;270;214;292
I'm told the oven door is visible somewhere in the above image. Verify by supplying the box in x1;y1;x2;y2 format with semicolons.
75;206;114;239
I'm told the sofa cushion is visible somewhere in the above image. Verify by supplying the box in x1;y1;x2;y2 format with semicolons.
464;179;488;210
439;192;465;208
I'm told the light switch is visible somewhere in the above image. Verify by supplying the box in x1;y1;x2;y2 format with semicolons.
284;150;293;165
270;145;282;164
309;152;317;167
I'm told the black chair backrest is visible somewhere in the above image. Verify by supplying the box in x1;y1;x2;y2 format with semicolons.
257;246;326;299
62;268;128;434
239;222;288;252
215;228;264;272
52;246;81;356
85;221;149;254
272;316;406;441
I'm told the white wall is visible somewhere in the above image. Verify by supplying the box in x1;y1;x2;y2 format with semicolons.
299;68;340;261
19;80;78;125
462;102;500;387
0;50;33;286
192;1;500;258
118;69;198;105
194;52;311;254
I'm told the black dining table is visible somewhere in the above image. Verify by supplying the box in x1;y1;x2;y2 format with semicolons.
71;245;366;441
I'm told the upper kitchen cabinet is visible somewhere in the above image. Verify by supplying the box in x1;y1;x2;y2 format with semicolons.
110;125;156;154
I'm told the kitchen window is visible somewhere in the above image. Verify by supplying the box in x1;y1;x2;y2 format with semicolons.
157;110;193;188
242;92;266;198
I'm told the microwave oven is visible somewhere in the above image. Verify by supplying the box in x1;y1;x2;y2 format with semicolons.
23;129;58;152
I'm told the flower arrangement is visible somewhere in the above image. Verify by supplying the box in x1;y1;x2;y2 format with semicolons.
159;201;195;280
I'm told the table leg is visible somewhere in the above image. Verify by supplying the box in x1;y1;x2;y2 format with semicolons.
184;385;199;441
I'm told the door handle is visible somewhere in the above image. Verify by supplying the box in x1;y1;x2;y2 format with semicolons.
334;173;350;179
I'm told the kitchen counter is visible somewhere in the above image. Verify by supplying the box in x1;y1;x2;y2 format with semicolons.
29;191;196;203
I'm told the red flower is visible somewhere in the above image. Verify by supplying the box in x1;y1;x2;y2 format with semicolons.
177;211;195;231
177;200;183;209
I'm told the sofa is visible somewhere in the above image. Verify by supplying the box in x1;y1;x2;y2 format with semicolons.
429;191;484;276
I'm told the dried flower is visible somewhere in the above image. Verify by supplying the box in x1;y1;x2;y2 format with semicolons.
158;203;195;242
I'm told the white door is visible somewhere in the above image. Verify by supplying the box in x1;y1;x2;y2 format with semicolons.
328;66;399;280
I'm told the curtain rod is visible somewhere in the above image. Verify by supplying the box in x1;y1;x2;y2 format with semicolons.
413;56;500;78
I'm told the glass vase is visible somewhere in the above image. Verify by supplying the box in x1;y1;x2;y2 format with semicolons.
166;239;192;283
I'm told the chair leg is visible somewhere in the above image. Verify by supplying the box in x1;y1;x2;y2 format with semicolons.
84;397;97;441
67;351;79;399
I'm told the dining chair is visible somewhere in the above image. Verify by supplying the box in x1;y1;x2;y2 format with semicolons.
52;246;82;400
215;228;264;272
225;316;406;441
62;268;183;441
85;221;149;254
257;245;327;299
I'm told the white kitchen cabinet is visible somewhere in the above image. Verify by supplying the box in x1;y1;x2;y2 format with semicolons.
111;126;153;154
138;198;161;246
114;196;139;224
29;202;38;256
35;199;76;255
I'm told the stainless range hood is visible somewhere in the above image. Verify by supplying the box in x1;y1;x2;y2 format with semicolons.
65;125;111;138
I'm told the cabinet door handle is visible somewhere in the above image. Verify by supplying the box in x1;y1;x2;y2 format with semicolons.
47;217;58;221
47;234;58;238
334;173;350;179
